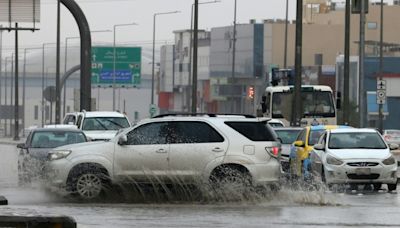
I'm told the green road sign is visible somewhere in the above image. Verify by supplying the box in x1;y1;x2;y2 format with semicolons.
91;46;141;87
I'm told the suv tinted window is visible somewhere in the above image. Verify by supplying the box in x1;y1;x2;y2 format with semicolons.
225;121;276;141
127;122;168;145
169;121;224;144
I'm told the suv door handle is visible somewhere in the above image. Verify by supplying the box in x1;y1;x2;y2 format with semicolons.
156;148;167;153
212;147;224;152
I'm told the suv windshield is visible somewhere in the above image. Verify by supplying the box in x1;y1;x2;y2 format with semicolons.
328;132;387;149
275;129;301;144
225;121;276;141
31;131;87;148
82;117;130;131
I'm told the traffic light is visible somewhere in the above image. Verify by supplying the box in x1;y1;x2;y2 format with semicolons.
247;86;255;99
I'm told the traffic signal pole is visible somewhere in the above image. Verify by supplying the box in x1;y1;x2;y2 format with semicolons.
292;0;303;127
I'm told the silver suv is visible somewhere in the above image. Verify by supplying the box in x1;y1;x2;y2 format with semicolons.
46;114;281;199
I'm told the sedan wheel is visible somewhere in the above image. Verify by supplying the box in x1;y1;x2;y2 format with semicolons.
76;173;103;199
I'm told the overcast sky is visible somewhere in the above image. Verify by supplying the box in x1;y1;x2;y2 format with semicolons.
0;0;393;55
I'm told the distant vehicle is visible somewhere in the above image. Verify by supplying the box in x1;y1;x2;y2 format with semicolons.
310;128;398;191
383;129;400;146
261;85;337;127
267;119;285;128
46;114;281;200
44;124;78;129
290;125;351;179
17;128;88;184
63;111;131;141
274;127;302;173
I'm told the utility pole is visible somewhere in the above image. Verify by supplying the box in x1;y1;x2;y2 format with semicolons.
191;0;199;113
359;0;366;127
343;0;351;124
55;0;61;124
378;0;384;133
292;0;303;127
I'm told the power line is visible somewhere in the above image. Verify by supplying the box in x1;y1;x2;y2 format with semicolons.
41;0;137;4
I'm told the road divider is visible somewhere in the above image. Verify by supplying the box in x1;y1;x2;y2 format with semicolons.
0;215;76;228
0;196;7;205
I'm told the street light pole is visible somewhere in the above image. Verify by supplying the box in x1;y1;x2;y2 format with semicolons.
378;0;384;133
113;23;136;111
284;0;289;69
230;0;237;113
23;47;41;136
42;43;56;127
151;11;180;110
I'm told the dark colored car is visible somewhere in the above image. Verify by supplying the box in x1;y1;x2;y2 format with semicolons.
274;127;302;173
17;128;88;184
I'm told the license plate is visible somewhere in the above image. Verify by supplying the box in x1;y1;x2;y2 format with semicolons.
355;168;371;175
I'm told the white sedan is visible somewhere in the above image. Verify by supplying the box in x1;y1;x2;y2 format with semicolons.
310;128;398;191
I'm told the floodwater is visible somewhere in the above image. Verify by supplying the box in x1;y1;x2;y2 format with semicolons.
1;143;400;227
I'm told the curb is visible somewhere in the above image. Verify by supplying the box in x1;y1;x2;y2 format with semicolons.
0;196;7;205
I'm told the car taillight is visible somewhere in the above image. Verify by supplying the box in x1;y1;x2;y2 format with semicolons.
266;146;280;158
385;135;392;140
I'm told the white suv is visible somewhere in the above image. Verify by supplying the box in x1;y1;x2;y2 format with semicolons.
46;114;281;199
63;111;131;141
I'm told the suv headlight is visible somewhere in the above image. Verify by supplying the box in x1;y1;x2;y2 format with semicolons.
382;155;396;165
48;150;71;161
326;154;343;166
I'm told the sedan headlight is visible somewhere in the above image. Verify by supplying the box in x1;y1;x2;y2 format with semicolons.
382;155;396;165
48;150;71;161
326;154;344;166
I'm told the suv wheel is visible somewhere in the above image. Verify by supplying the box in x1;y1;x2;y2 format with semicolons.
210;166;252;200
68;166;109;200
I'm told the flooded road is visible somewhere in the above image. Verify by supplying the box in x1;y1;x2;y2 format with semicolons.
1;185;400;227
1;142;400;227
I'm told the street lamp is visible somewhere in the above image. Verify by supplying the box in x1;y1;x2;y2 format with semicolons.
151;11;180;109
113;23;137;111
42;42;56;127
188;0;220;111
63;29;112;116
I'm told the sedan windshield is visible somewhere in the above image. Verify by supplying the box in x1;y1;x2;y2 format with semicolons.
82;117;130;131
328;132;387;149
31;131;87;149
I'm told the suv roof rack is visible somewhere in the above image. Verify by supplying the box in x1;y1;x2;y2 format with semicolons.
152;113;256;119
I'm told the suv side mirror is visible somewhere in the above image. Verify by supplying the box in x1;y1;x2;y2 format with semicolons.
389;143;399;151
17;143;26;149
294;140;305;147
118;135;128;145
314;143;325;151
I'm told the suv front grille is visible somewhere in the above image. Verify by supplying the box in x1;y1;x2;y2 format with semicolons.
347;174;380;180
347;162;379;167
